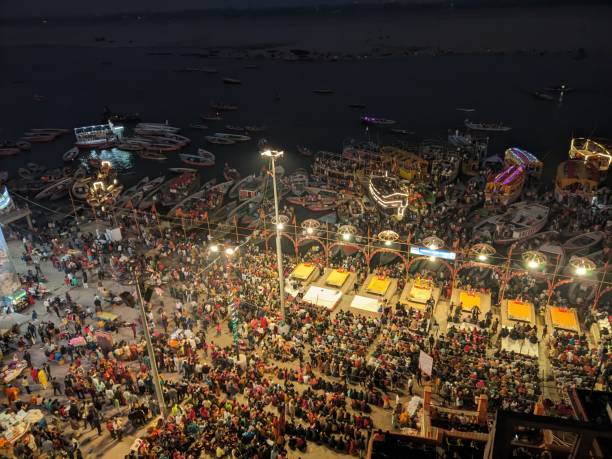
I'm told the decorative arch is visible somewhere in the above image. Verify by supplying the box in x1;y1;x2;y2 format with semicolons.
594;286;612;309
264;232;298;256
296;235;328;258
406;256;454;283
328;242;366;258
368;248;409;276
500;270;552;302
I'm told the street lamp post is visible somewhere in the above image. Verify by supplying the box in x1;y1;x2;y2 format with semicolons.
261;149;286;323
132;267;168;419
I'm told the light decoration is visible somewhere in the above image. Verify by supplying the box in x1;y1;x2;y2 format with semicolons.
569;256;596;276
338;225;358;242
493;164;525;186
225;247;235;256
504;147;540;166
368;175;411;219
209;244;219;253
522;250;547;270
301;219;321;236
377;230;399;247
0;187;13;211
271;214;289;231
569;138;612;172
469;243;496;262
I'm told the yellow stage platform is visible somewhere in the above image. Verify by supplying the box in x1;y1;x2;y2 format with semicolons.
326;269;350;287
291;263;316;280
507;300;533;323
96;312;119;322
408;279;433;303
549;306;579;332
367;276;391;296
459;291;481;311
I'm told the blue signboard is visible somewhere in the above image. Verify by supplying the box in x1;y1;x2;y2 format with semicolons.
410;246;456;260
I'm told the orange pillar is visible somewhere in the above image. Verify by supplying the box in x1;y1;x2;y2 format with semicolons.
477;394;488;424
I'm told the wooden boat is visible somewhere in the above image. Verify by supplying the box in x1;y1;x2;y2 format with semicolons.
456;108;476;112
209;102;238;111
49;179;74;201
15;141;31;150
532;91;555;101
562;231;605;256
29;128;70;135
546;85;574;93
35;177;72;200
0;147;20;156
0;171;8;182
62;147;80;162
554;160;599;202
245;126;266;133
464;119;511;132
504;147;543;177
228;174;265;201
223;78;241;85
138;151;167;161
41;168;63;183
472;202;550;245
200;114;223;122
169;168;197;174
27;163;46;174
225;125;245;132
116;142;144;151
206;136;235;145
213;133;250;142
159;172;200;207
361;116;396;126
167;179;231;218
135;123;180;134
313;89;334;94
188;123;208;130
179;150;215;167
71;178;91;200
115;177;150;207
223;165;241;182
484;165;525;205
290;169;309;196
390;129;415;135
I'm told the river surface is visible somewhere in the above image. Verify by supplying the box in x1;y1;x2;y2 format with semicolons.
1;45;611;189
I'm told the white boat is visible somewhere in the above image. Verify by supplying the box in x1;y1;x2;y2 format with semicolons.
179;149;216;167
290;169;309;196
62;147;80;161
464;119;511;132
562;231;605;256
206;136;235;145
225;125;245;132
472;202;550;245
213;133;251;142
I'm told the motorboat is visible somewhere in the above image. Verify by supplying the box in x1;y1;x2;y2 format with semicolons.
201;114;223;122
188;123;208;130
472;202;550;245
213;133;251;142
532;91;555;101
464;119;511;132
390;129;415;135
159;172;200;207
289;169;309;196
179;150;215;167
115;176;150;208
135;123;180;134
484;165;525;205
225;125;245;132
562;231;605;256
170;168;197;174
28;163;47;174
116;142;144;151
167;179;232;219
18;168;33;180
361;116;396;126
228;174;266;201
74;122;123;149
223;78;242;85
16;141;31;150
297;145;312;157
62;147;80;162
456;108;476;112
206;136;234;145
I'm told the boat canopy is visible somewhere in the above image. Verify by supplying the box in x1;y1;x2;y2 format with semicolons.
504;147;542;174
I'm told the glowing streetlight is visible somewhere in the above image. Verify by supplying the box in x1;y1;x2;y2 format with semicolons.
261;148;287;322
225;247;235;256
470;243;496;263
307;227;314;235
378;230;399;247
422;236;445;251
338;224;357;242
301;219;320;236
209;244;219;253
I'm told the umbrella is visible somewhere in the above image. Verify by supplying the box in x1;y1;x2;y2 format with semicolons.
0;313;30;329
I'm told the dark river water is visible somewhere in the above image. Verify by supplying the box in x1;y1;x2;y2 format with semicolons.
1;45;612;188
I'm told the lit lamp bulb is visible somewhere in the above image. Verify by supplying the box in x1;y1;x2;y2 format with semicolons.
209;244;219;253
342;233;351;241
384;240;391;246
306;227;313;235
429;256;436;262
276;223;284;230
575;266;587;276
478;254;487;261
528;260;538;269
225;247;235;256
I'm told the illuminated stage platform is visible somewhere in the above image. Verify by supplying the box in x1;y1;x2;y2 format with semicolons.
500;299;538;357
355;274;398;305
350;295;382;315
399;279;440;311
325;268;351;288
302;286;342;310
452;289;491;317
547;305;580;333
290;262;317;281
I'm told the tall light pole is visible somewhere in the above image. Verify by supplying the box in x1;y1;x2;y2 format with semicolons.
261;149;286;323
132;264;167;419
